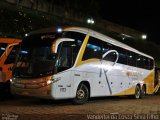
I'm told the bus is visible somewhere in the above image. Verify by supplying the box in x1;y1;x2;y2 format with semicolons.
0;38;21;99
11;27;155;104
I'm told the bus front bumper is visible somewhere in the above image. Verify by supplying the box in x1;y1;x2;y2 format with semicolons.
11;84;52;99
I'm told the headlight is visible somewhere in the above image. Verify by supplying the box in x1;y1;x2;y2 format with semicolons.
10;78;15;84
47;80;52;85
46;77;61;85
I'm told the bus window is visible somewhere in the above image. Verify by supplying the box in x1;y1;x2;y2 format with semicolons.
103;51;117;62
150;59;154;70
58;42;72;67
0;43;7;57
143;57;149;69
61;31;85;64
136;54;144;68
14;45;56;77
102;42;118;62
4;46;19;64
117;47;127;65
82;37;102;61
127;51;136;67
102;42;113;55
57;41;77;72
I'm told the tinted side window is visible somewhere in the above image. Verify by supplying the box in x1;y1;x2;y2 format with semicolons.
117;47;127;65
58;41;75;67
5;46;19;64
82;37;102;61
150;59;154;70
59;46;72;67
136;55;144;68
57;39;84;72
143;57;150;69
102;42;113;55
103;51;117;62
127;51;136;67
102;42;119;62
0;43;7;57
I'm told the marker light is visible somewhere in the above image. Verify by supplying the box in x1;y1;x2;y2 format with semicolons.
87;18;95;24
57;28;62;33
142;34;147;39
91;20;94;24
87;19;91;24
25;34;28;37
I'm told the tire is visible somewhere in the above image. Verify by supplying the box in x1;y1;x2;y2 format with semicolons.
73;84;89;105
4;80;12;98
134;85;142;99
141;85;146;98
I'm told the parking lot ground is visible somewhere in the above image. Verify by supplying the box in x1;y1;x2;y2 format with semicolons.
0;95;160;120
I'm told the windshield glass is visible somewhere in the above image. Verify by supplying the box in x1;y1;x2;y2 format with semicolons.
13;33;59;78
0;43;7;57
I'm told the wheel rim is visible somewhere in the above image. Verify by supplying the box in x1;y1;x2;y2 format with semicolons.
77;88;85;100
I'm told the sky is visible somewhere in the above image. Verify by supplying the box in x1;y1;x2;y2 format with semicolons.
99;0;160;44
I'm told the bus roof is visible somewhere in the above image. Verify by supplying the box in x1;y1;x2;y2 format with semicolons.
0;38;21;44
64;27;154;59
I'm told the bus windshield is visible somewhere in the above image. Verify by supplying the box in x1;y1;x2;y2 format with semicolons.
13;33;59;78
0;43;7;57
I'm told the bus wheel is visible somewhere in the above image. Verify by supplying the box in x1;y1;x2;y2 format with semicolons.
134;85;141;99
141;85;146;98
73;84;89;105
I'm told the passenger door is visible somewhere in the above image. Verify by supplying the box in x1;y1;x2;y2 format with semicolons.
54;40;76;98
